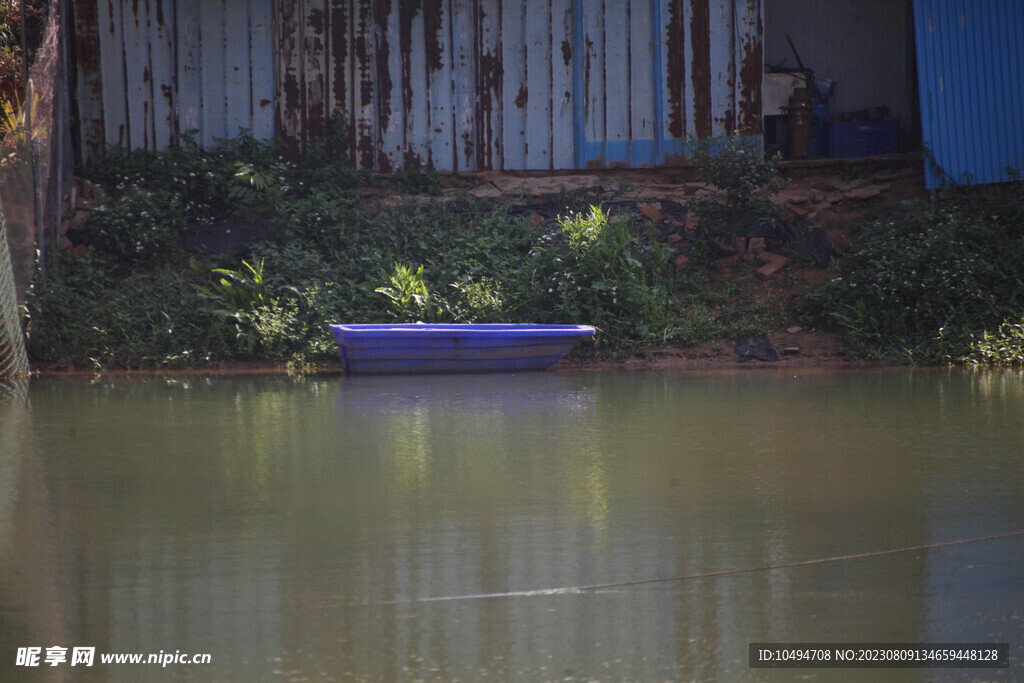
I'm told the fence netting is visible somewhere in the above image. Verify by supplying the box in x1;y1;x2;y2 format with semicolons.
1;0;73;380
0;210;28;379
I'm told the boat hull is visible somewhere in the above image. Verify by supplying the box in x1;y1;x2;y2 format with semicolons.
329;324;596;374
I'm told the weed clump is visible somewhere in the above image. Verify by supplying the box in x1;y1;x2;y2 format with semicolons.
810;187;1024;365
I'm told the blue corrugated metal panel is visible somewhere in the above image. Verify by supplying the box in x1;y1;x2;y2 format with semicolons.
74;0;763;171
279;0;762;171
73;0;275;161
575;0;761;169
914;0;1024;189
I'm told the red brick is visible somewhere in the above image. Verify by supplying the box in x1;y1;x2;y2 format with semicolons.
756;252;789;280
638;203;666;222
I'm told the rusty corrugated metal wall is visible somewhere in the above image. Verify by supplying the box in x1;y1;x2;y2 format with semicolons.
73;0;276;161
73;0;762;171
281;0;762;170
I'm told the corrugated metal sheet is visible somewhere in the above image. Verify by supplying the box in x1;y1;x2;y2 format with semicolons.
73;0;276;161
73;0;762;171
913;0;1024;188
281;0;762;170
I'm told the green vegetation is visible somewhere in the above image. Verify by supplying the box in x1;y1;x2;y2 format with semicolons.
686;134;786;239
21;125;1024;370
809;184;1024;365
26;130;807;369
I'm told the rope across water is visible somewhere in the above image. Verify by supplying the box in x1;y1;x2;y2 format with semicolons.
368;529;1024;605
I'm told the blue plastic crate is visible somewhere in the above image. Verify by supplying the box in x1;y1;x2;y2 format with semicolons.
829;120;898;158
810;118;829;158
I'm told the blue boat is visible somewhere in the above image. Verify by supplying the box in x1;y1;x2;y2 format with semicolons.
329;323;596;374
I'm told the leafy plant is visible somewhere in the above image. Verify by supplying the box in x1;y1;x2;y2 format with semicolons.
192;259;268;354
448;276;505;323
375;263;445;322
521;205;677;345
687;133;786;239
964;318;1024;367
229;160;287;208
0;89;42;182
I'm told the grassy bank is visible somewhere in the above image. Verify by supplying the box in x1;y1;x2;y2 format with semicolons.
808;182;1024;366
22;133;1024;370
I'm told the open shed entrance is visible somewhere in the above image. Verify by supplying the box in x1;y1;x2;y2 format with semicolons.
762;0;919;161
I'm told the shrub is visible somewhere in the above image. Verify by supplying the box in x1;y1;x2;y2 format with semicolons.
518;205;677;344
687;134;786;239
964;318;1024;367
86;130;286;225
85;187;185;266
811;198;1024;364
27;254;231;368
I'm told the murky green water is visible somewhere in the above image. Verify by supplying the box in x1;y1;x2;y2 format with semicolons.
1;369;1022;681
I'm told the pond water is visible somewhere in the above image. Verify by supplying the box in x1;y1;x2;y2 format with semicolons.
1;369;1022;682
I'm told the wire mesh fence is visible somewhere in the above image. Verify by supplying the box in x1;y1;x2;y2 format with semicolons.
0;209;28;379
0;0;74;379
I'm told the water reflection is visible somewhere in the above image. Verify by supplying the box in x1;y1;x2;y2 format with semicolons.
0;370;1021;681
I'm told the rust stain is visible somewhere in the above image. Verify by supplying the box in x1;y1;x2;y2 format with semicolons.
355;0;374;108
662;150;688;166
461;129;473;170
358;118;375;169
374;0;393;136
73;0;104;154
307;6;324;33
476;49;503;170
514;83;528;109
583;34;593;124
355;0;377;169
398;0;422;159
474;3;502;171
333;3;358;159
737;1;763;135
423;0;445;72
403;149;426;171
305;7;327;141
88;120;104;160
665;0;685;139
278;0;303;160
377;148;393;173
329;2;349;123
561;39;572;67
689;0;712;139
